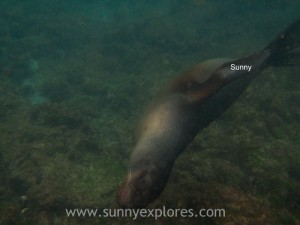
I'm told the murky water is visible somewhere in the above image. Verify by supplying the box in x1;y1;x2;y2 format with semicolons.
0;0;299;224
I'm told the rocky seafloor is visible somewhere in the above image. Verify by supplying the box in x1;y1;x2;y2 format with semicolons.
0;0;299;224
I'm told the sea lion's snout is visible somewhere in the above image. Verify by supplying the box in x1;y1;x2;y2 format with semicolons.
117;166;165;208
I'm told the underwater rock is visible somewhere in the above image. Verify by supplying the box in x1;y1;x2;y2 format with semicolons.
30;104;84;129
37;79;72;102
10;176;29;195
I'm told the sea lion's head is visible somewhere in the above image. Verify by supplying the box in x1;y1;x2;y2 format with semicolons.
117;165;169;208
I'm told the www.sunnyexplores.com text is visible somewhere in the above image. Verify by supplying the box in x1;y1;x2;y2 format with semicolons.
66;206;225;220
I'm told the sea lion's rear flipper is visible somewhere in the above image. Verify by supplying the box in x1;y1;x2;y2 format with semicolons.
265;19;300;67
173;19;300;104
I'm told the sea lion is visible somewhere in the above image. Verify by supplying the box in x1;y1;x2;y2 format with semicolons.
117;19;300;208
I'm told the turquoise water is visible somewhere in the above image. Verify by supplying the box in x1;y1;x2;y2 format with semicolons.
0;0;299;224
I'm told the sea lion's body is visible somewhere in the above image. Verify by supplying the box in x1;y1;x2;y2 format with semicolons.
117;19;300;208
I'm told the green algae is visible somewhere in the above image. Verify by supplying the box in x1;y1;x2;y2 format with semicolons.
0;0;300;225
